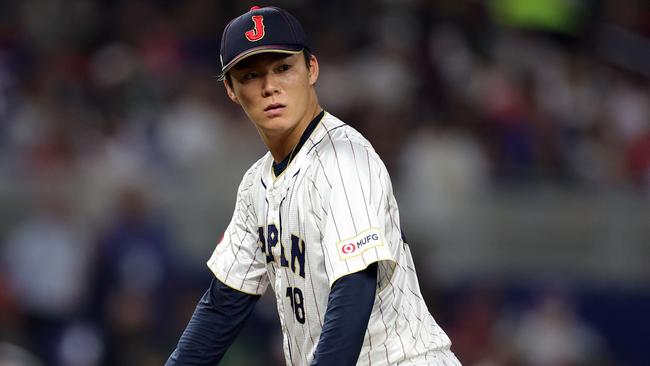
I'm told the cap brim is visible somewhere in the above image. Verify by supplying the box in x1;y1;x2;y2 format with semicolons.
218;45;303;81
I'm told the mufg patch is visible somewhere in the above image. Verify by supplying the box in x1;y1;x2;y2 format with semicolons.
337;228;384;260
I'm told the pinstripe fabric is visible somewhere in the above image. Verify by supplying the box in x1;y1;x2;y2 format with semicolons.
207;112;460;365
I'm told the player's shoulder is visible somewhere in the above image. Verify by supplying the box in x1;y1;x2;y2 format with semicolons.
237;152;271;193
308;112;375;159
303;112;388;180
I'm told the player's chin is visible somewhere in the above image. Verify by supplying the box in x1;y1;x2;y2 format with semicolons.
252;117;284;134
256;113;289;127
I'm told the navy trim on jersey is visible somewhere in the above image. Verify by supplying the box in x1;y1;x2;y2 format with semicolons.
273;110;325;177
310;262;378;366
166;278;260;366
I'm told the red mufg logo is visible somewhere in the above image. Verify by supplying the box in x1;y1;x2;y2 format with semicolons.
341;243;356;254
245;15;265;41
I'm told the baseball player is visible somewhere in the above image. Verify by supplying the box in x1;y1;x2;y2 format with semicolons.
167;5;461;366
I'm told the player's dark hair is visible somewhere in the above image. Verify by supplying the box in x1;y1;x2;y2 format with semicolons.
224;49;312;88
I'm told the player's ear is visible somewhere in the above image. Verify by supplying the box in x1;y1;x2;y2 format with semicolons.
307;54;319;86
223;79;240;104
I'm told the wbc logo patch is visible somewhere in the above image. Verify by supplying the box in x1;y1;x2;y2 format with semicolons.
337;228;384;260
245;15;265;41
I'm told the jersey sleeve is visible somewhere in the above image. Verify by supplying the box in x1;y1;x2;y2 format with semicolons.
318;139;395;287
207;172;269;296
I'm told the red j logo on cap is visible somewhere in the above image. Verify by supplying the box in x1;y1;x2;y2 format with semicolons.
245;15;265;42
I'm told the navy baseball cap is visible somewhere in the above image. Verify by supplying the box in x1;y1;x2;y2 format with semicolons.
218;6;310;80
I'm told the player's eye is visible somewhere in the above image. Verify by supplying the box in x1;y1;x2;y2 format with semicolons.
243;72;259;80
277;64;291;72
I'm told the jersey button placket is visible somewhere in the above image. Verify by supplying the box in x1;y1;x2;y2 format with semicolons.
268;188;288;350
270;193;286;356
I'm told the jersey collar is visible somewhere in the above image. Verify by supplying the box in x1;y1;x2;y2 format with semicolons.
272;110;325;178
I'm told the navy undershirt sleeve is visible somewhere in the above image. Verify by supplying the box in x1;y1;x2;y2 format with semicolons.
311;262;378;366
166;277;260;365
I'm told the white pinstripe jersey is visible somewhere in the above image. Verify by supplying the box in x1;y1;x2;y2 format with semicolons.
208;112;459;366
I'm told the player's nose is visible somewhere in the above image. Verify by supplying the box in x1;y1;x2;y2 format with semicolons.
261;74;280;97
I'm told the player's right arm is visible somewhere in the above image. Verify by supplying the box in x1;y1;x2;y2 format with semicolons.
167;163;269;364
165;278;260;365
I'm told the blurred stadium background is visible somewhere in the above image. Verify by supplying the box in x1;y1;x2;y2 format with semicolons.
0;0;649;365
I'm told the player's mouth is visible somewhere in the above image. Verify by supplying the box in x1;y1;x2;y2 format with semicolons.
264;103;286;117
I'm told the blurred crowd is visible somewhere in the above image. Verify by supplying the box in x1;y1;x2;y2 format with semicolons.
0;0;649;365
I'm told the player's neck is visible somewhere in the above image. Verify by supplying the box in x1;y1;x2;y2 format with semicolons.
265;102;322;163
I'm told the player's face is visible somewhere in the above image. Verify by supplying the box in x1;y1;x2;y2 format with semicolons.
224;52;319;141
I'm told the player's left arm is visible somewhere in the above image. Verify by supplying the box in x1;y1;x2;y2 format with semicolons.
311;137;396;364
318;137;396;286
310;262;378;366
